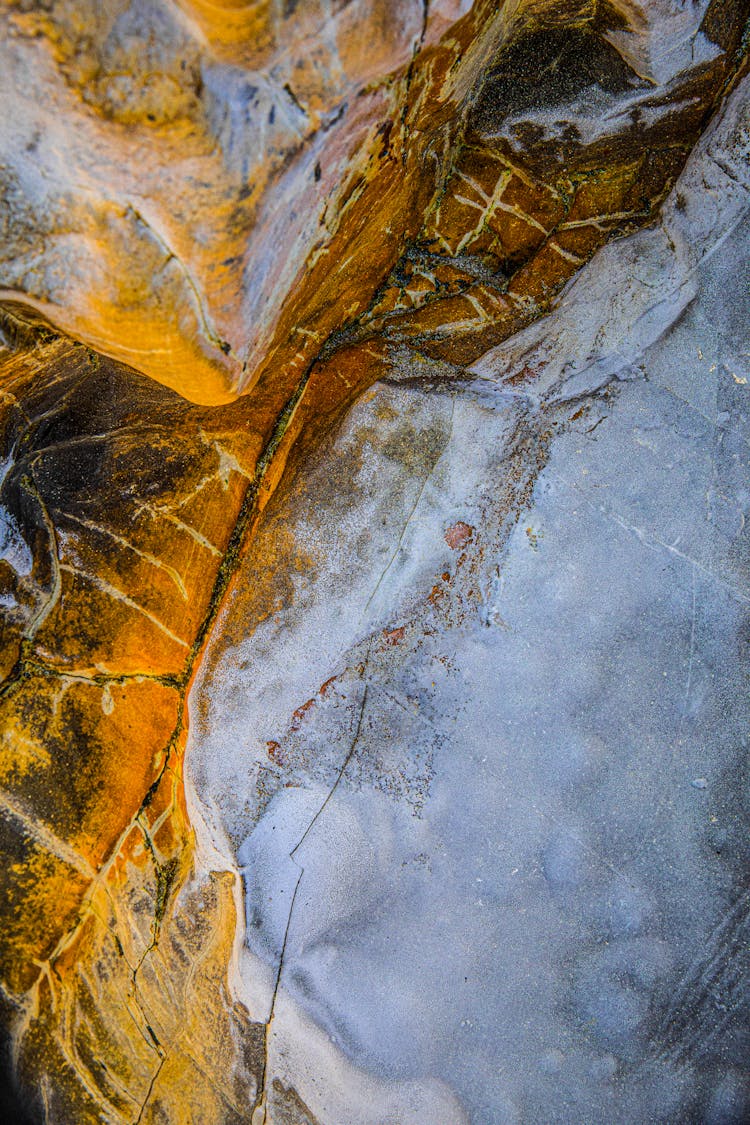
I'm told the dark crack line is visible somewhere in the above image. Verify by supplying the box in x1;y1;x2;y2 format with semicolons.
133;1053;166;1125
251;869;303;1123
186;365;313;672
12;356;316;1067
250;683;370;1122
291;682;369;861
16;660;180;690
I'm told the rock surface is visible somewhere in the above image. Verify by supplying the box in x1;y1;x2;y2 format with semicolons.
187;74;750;1123
0;0;747;401
0;3;748;1123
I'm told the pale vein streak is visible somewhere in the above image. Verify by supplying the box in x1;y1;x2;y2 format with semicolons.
0;788;95;880
555;475;750;606
60;511;189;601
60;564;190;648
139;504;222;556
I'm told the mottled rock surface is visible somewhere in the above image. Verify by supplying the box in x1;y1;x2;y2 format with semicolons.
188;75;750;1122
1;0;747;401
0;3;748;1123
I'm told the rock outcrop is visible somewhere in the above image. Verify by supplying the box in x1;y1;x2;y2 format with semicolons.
1;0;747;401
0;2;748;1122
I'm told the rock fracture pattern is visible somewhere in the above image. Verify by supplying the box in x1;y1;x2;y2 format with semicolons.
0;1;749;1122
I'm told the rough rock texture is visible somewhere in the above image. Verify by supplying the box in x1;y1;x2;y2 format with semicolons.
188;75;750;1123
0;320;365;1123
0;3;748;1124
0;0;747;401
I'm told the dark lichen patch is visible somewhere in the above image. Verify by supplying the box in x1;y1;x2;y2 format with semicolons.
379;419;448;474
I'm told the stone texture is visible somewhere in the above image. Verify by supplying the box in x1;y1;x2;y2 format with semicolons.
188;74;750;1123
0;313;380;1120
0;0;747;402
0;4;748;1124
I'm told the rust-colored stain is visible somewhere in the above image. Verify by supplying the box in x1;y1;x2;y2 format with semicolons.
266;740;286;766
290;698;317;730
444;521;475;550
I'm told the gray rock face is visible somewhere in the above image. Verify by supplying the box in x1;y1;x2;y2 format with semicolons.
186;78;750;1123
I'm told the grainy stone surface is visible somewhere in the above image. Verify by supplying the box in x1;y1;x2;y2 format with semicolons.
0;0;747;401
189;77;750;1123
0;4;748;1123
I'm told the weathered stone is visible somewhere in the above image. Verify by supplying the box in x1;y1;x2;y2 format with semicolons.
1;0;747;402
0;311;387;1121
187;74;750;1123
0;3;748;1123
